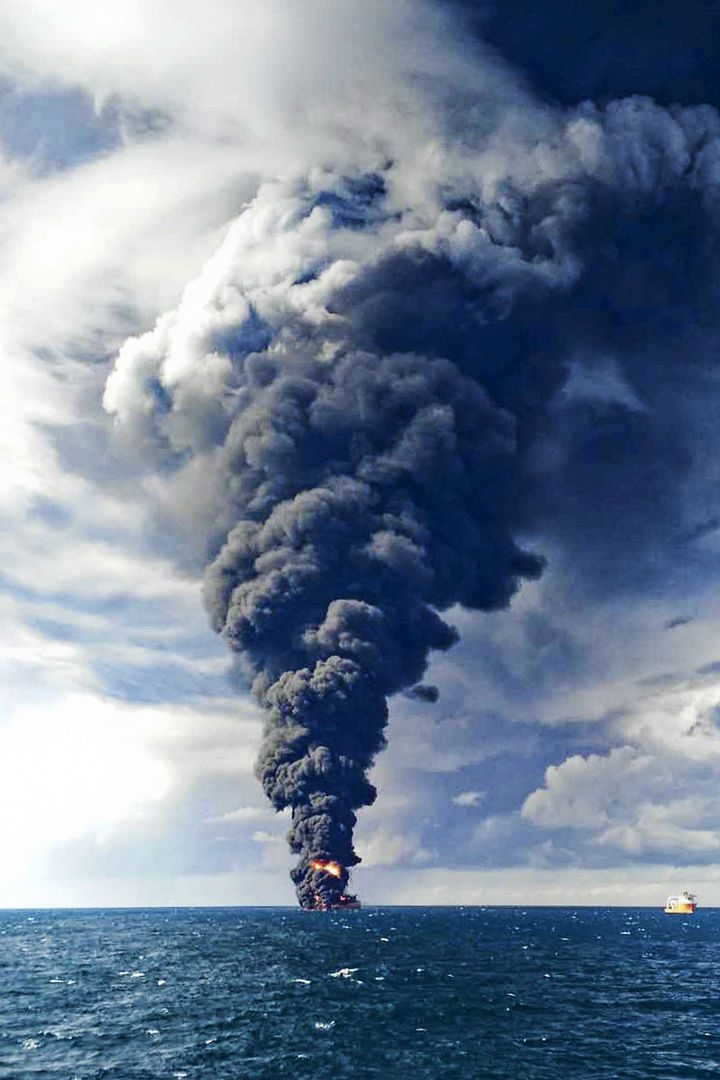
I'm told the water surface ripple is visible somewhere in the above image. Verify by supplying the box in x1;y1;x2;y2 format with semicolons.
0;906;715;1078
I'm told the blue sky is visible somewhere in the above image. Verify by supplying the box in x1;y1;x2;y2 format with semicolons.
3;0;720;906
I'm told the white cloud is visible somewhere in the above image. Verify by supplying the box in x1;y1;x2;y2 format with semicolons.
523;747;657;830
356;825;433;869
361;864;720;907
0;595;92;696
0;685;269;904
0;9;275;909
0;0;523;158
205;805;275;825
0;136;252;360
0;694;172;882
522;681;720;858
452;790;486;807
251;830;283;845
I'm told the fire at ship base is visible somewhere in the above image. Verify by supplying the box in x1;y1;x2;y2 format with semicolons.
303;858;362;911
304;895;362;912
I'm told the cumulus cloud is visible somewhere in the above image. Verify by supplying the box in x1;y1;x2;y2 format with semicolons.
355;825;433;869
523;682;720;859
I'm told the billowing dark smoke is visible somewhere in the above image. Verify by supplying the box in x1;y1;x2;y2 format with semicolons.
105;90;720;905
407;684;440;703
202;348;542;906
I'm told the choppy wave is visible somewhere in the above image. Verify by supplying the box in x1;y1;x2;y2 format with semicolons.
0;906;715;1078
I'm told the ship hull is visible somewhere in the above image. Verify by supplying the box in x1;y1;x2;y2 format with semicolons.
302;901;362;912
664;891;697;914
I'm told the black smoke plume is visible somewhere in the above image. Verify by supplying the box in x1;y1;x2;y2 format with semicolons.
106;91;720;906
407;684;440;703
202;348;542;907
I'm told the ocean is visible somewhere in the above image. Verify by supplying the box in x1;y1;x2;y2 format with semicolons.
0;905;715;1079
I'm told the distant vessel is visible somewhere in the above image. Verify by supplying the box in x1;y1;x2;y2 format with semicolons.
664;891;697;914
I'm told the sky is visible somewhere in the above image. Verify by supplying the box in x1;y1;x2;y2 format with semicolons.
3;0;720;906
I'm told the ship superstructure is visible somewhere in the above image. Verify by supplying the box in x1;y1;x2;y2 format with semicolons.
664;890;697;914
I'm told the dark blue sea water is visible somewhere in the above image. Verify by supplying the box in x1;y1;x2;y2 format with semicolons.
0;906;716;1079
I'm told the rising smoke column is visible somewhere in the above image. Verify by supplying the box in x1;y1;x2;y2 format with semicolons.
105;96;720;906
201;346;543;906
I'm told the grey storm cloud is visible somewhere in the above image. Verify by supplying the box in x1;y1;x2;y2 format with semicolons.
105;84;720;904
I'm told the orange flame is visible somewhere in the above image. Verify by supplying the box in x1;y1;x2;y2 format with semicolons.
311;859;343;879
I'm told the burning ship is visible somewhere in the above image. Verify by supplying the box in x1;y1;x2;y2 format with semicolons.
322;894;362;912
305;859;362;911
